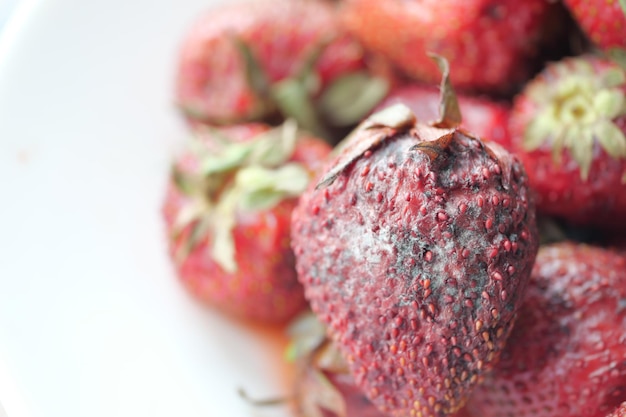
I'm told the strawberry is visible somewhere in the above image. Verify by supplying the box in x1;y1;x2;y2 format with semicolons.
340;0;566;94
175;0;388;140
509;55;626;228
563;0;626;57
290;60;539;416
466;242;626;417
376;84;512;150
162;122;331;323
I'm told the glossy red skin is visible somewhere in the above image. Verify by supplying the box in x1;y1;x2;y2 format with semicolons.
376;85;512;150
340;0;562;94
467;243;626;417
176;0;365;124
509;57;626;228
563;0;626;50
292;125;538;416
163;124;332;323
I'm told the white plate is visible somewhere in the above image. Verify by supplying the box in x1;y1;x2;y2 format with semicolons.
0;1;294;416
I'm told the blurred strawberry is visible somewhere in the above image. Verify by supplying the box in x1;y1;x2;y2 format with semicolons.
291;59;539;416
162;122;331;323
376;84;511;149
340;0;566;94
509;55;626;228
176;0;388;140
563;0;626;62
467;242;626;417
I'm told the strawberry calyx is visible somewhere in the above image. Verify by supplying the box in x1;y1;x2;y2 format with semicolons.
316;55;460;189
522;57;626;180
295;342;350;417
408;54;462;160
286;311;328;362
317;71;390;127
171;120;310;272
429;53;462;129
234;37;387;141
315;103;416;189
233;36;327;137
287;313;351;417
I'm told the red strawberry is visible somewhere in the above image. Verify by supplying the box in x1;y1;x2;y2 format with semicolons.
376;84;512;150
466;242;626;417
608;403;626;417
176;0;387;139
162;122;331;323
509;55;626;228
563;0;626;54
340;0;565;94
291;61;539;416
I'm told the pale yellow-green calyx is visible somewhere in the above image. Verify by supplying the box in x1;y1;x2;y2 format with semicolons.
523;58;626;181
172;119;310;273
235;163;310;211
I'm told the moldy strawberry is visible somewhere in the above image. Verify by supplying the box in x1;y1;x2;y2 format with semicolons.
291;60;539;416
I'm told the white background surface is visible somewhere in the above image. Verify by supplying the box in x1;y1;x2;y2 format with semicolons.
0;0;20;31
0;1;293;416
